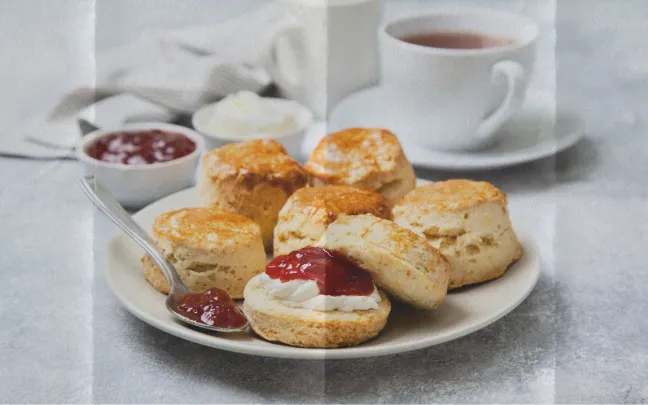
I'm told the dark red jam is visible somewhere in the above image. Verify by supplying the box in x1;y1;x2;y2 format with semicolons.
266;247;374;296
86;130;196;165
174;288;247;329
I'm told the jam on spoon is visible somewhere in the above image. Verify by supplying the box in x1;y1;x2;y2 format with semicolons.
266;247;375;296
173;288;247;329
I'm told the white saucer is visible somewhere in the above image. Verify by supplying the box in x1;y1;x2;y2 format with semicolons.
103;179;540;360
303;86;584;171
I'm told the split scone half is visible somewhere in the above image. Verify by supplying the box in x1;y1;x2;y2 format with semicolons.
393;179;524;289
316;214;450;309
304;128;416;203
244;247;391;348
197;139;308;250
244;277;391;348
273;185;393;257
142;207;266;299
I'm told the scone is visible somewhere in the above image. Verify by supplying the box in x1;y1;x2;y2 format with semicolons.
304;128;416;203
244;247;391;348
197;139;308;250
142;207;266;298
316;214;450;309
393;180;524;289
273;185;393;256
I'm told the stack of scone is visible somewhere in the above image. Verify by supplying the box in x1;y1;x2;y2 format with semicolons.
138;128;524;349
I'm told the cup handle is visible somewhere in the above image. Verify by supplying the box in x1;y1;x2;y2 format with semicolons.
264;21;303;90
476;60;526;141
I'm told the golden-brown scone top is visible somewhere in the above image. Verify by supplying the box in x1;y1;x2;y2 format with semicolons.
152;207;261;251
198;139;309;250
143;207;266;298
304;128;416;203
285;185;393;222
305;128;403;183
201;139;308;192
273;186;393;256
398;179;507;213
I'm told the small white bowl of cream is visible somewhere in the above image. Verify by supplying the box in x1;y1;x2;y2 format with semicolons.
192;91;313;157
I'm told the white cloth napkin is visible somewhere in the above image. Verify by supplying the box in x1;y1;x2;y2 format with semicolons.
2;2;285;159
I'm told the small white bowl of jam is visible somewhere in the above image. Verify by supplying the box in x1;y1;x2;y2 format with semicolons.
77;122;205;208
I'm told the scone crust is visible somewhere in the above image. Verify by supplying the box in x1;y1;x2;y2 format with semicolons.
152;208;261;251
316;214;450;309
142;207;266;298
198;139;308;249
449;244;523;288
273;186;393;256
304;128;416;202
397;179;507;213
201;139;307;188
394;180;523;289
243;275;391;348
142;254;171;294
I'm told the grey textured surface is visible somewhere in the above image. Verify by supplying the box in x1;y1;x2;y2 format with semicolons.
1;0;648;403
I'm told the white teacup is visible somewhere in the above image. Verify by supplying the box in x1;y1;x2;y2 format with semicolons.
265;0;382;119
380;10;538;151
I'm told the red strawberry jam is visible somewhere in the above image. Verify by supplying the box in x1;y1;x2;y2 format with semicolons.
175;288;246;329
266;247;374;296
86;130;196;165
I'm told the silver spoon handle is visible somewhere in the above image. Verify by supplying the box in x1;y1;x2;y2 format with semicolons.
79;175;187;293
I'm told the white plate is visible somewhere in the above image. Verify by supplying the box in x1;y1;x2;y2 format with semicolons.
304;86;584;171
104;181;540;359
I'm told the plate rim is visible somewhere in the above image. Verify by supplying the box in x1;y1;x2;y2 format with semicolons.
103;184;541;360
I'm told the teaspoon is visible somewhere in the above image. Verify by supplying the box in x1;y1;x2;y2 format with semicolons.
79;175;249;333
